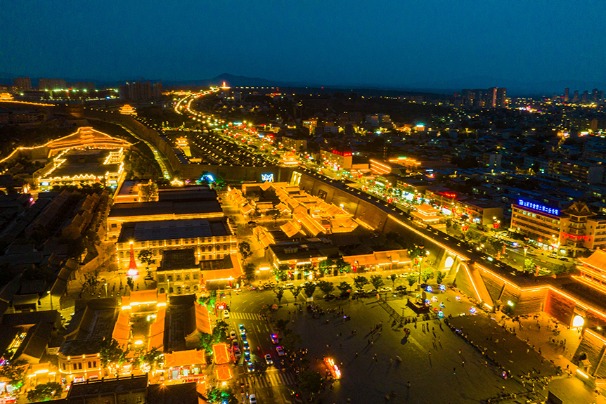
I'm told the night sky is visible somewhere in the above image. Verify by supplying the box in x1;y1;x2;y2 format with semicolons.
2;1;605;93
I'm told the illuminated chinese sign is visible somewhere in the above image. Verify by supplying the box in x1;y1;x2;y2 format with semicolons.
261;173;274;182
518;199;559;216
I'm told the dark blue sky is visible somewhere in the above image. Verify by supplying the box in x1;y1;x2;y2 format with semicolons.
2;1;605;93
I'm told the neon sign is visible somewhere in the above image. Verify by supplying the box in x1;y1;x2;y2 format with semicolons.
518;199;559;216
261;173;274;182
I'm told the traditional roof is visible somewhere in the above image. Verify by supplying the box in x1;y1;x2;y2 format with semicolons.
580;249;606;271
164;349;205;368
195;303;212;335
212;343;230;365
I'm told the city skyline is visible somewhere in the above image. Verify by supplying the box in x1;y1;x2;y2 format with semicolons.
2;1;606;94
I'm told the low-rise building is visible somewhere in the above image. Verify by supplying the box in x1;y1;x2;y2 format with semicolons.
115;217;237;270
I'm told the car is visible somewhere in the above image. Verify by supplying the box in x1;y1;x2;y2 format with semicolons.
323;294;336;301
239;324;246;335
284;283;295;289
247;361;255;372
276;346;286;356
244;351;251;361
232;340;239;348
270;333;279;344
264;354;273;365
243;340;250;351
241;333;247;341
249;394;257;404
233;347;241;358
378;287;392;293
229;330;237;340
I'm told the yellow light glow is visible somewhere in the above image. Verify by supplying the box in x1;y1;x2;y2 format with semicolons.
572;315;585;328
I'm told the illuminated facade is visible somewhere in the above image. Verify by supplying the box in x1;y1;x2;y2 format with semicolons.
119;104;137;116
510;200;606;254
107;187;224;241
36;148;126;190
321;149;353;170
115;218;237;269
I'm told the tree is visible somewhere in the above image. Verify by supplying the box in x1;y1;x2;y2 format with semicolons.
317;280;334;296
0;359;27;392
139;180;158;202
335;256;350;274
336;281;351;297
524;258;535;273
274;286;285;304
303;283;317;300
244;263;256;282
421;269;434;283
298;370;323;396
319;258;334;276
370;274;384;290
26;382;62;402
140;347;163;372
290;286;302;302
274;264;288;281
81;270;100;295
389;274;397;288
436;271;445;284
207;387;238;404
239;241;252;262
353;276;369;290
137;249;155;278
407;274;417;288
99;338;128;371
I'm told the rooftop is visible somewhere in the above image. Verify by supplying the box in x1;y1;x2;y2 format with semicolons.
117;218;231;243
109;199;222;218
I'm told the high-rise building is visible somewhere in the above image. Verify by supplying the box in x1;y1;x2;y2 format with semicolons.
582;90;589;103
12;77;32;91
460;87;507;109
119;81;162;101
38;78;67;91
572;90;579;103
496;88;507;107
564;87;569;102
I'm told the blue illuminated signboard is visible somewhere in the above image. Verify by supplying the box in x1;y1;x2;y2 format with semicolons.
517;199;559;216
261;173;274;182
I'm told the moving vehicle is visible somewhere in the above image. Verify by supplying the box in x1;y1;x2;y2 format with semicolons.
276;346;286;356
264;354;273;365
223;309;230;319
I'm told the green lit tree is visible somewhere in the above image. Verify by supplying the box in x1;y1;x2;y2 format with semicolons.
0;359;27;393
99;338;128;371
407;274;417;288
26;382;62;402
